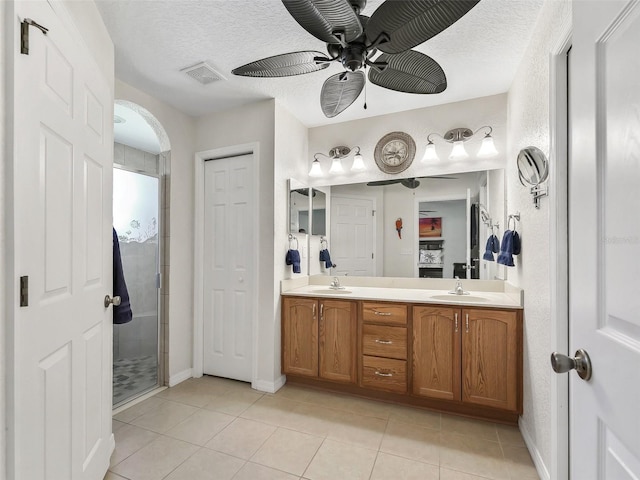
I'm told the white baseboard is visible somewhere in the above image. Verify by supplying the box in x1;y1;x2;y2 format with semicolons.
169;368;193;387
519;417;551;480
252;375;286;393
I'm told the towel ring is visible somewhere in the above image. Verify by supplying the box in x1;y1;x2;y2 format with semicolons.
508;213;520;231
288;234;298;250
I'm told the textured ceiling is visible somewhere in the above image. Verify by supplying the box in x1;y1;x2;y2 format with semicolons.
96;0;543;127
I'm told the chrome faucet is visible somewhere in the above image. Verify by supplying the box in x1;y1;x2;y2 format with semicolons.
330;276;341;289
450;276;467;295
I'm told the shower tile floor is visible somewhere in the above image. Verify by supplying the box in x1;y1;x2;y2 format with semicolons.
113;355;158;406
105;376;539;480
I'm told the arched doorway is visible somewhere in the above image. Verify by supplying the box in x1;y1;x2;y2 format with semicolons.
112;101;171;407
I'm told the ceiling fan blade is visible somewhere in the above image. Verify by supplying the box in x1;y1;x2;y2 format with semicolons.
366;179;402;186
401;178;420;189
232;51;330;77
366;0;480;54
320;71;365;117
368;50;446;94
282;0;363;45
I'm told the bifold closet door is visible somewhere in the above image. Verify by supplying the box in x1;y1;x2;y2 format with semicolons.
203;154;255;382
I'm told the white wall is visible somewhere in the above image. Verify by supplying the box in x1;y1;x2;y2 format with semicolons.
195;100;278;388
1;2;7;476
115;80;197;384
274;102;309;382
505;1;571;478
308;94;508;188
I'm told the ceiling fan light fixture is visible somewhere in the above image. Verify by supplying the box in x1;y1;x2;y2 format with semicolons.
477;134;499;158
449;141;469;160
309;158;323;177
350;148;366;172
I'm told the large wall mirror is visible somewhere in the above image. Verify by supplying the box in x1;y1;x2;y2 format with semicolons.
288;180;328;236
320;169;505;280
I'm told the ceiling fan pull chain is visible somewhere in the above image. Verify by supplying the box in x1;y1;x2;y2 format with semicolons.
364;68;368;110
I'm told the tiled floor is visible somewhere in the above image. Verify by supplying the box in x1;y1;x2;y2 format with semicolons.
113;355;158;406
105;376;539;480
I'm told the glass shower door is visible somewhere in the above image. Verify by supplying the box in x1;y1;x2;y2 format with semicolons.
112;168;160;406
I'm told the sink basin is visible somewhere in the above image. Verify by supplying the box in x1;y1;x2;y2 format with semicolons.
430;294;488;303
310;288;353;295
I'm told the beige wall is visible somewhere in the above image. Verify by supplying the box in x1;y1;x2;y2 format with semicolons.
505;1;571;478
195;100;278;388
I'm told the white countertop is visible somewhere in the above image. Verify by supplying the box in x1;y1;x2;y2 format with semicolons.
281;276;523;309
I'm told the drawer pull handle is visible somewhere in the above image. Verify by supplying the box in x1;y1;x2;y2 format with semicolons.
374;371;393;377
375;339;393;345
312;304;316;318
373;310;392;316
454;313;459;333
465;313;469;333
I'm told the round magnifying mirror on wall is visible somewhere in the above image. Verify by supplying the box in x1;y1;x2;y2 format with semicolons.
517;146;549;186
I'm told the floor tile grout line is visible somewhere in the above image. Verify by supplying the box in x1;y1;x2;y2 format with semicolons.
300;436;327;479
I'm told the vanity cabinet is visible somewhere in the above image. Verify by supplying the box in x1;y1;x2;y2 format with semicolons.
462;308;520;412
412;306;521;413
360;302;408;393
319;299;357;383
282;297;318;377
281;296;357;384
412;306;461;401
282;294;522;423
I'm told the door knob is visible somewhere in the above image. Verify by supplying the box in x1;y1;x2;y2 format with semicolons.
104;295;121;308
550;348;592;381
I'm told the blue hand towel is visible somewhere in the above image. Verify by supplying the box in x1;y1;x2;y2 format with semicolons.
497;230;521;267
319;249;335;269
286;249;301;273
113;228;133;324
482;234;500;261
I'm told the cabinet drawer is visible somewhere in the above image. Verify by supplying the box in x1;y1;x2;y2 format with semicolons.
362;325;407;360
361;356;407;393
362;302;407;325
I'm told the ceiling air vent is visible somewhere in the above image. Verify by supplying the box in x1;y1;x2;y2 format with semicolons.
180;62;225;85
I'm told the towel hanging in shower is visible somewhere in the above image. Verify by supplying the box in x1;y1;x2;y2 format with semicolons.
113;228;133;324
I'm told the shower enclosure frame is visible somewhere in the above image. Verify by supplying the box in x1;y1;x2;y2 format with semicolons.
112;163;164;408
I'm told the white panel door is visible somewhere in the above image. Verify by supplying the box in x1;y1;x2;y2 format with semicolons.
203;155;255;382
330;196;375;276
10;1;113;479
569;0;640;476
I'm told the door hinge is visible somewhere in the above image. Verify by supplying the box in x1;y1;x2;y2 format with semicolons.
21;18;48;55
372;210;375;216
20;276;29;307
372;253;374;259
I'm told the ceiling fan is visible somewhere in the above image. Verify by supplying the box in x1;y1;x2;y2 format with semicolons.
232;0;481;118
367;175;458;189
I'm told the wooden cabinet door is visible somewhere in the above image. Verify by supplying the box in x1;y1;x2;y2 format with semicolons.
319;299;357;383
412;306;461;401
282;297;318;377
461;308;520;412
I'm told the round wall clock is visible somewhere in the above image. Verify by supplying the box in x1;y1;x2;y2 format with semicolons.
374;131;416;174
